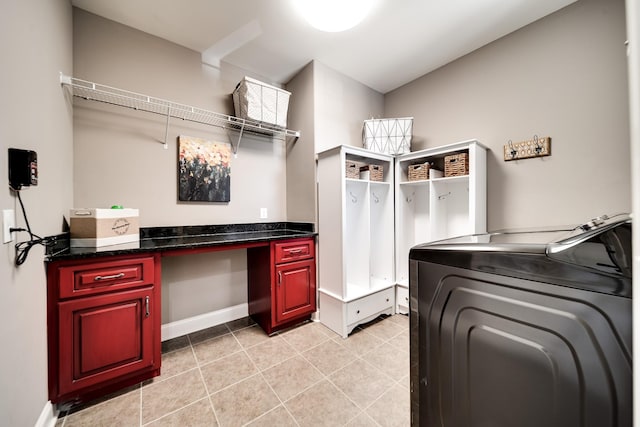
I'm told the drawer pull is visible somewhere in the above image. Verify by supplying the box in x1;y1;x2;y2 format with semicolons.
145;296;150;318
288;248;303;254
94;272;125;281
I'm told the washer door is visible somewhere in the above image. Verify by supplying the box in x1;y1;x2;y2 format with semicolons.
412;261;631;427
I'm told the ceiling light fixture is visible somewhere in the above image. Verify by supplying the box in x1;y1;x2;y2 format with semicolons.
293;0;374;32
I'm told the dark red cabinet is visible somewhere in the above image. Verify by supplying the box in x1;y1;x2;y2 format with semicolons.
248;237;317;335
275;258;316;324
48;254;161;404
46;235;315;403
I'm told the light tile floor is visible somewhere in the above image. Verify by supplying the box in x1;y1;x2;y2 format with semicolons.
56;314;410;427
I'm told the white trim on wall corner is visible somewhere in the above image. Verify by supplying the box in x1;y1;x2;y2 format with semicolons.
161;303;249;341
35;401;58;427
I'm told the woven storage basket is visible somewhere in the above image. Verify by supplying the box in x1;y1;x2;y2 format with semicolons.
408;163;431;181
346;161;360;179
444;153;469;177
364;164;384;182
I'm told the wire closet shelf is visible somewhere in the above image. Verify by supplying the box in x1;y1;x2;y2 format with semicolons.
59;74;300;151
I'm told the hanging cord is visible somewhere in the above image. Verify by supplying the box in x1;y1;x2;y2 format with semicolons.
10;188;56;266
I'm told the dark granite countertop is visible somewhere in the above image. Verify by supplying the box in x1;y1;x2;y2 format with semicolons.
46;222;316;262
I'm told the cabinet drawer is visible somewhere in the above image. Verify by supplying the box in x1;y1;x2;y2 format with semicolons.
57;257;155;299
347;288;395;325
274;238;314;264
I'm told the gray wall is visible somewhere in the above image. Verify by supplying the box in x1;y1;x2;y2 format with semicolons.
72;9;291;324
73;9;288;226
286;62;316;222
0;0;73;424
314;61;384;154
285;61;384;224
384;0;630;230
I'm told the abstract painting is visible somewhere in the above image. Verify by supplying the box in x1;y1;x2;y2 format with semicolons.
178;135;231;202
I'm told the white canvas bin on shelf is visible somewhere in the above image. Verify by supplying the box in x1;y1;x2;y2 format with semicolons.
363;117;413;155
233;76;291;128
69;208;140;247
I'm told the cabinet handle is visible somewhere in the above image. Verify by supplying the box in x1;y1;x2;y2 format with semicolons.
145;296;150;318
94;272;125;281
288;248;303;254
278;271;282;285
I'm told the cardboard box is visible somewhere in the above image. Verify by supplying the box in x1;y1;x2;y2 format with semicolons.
70;208;139;247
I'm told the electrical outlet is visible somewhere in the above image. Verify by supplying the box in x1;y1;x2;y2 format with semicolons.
3;209;16;244
260;208;268;219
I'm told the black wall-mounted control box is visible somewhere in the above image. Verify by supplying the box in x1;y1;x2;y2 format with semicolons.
8;148;38;190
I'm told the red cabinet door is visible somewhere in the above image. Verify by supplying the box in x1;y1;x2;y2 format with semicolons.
57;286;156;395
274;259;316;325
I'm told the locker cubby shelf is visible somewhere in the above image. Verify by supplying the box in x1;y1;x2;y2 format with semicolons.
318;145;396;338
394;140;487;293
317;141;487;335
398;175;469;185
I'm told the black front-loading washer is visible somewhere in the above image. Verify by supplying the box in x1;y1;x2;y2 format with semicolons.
409;214;632;427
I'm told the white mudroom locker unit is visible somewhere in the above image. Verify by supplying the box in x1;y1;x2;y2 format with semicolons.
317;140;487;337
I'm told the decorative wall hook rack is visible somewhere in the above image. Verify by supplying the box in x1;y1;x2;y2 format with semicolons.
503;135;551;161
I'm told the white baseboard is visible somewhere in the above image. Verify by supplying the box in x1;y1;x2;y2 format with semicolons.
161;303;248;341
35;401;58;427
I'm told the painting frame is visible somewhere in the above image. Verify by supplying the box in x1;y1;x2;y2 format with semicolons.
178;135;231;203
